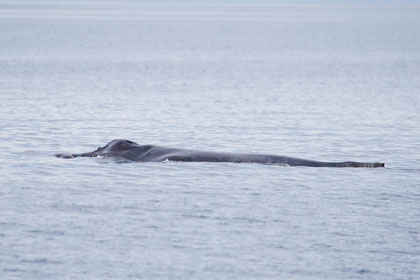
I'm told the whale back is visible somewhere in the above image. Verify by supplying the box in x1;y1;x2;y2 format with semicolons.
56;139;385;167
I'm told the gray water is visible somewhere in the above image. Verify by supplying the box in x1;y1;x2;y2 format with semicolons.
1;1;420;279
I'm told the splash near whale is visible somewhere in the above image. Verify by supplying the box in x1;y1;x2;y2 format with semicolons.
55;139;385;168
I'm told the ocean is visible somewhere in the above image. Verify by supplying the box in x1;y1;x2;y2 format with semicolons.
0;1;419;279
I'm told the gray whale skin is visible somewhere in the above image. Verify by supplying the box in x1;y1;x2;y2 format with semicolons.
55;139;385;168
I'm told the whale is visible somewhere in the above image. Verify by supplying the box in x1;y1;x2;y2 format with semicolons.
55;139;385;168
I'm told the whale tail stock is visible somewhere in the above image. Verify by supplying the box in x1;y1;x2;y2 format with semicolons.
282;156;385;168
329;161;385;168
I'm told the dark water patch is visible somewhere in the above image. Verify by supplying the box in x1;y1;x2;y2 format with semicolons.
20;258;62;264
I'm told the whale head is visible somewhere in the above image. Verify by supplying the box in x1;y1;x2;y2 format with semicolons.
98;139;139;153
95;139;154;161
55;139;142;159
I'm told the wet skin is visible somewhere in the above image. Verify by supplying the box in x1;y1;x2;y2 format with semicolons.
55;139;385;168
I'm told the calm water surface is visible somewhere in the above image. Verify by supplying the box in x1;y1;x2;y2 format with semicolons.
1;1;419;279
